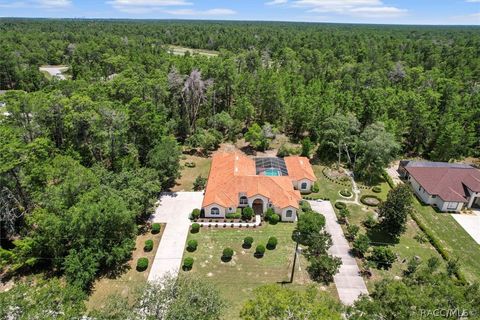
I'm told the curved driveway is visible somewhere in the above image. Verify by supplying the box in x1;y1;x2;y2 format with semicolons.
308;200;368;305
148;192;204;282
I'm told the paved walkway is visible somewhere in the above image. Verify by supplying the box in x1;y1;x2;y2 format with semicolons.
148;192;204;282
385;162;402;186
308;200;368;305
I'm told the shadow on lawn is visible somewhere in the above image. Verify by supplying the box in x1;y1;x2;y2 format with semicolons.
366;224;400;246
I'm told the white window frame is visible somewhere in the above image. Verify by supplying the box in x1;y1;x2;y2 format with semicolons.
211;207;220;215
286;210;293;218
239;196;248;205
301;182;308;190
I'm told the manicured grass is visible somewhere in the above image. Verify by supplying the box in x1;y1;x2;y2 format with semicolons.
173;155;211;191
86;225;165;311
182;222;336;319
412;200;480;283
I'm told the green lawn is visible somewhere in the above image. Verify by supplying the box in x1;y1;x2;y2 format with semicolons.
412;200;480;283
309;164;443;291
181;222;336;319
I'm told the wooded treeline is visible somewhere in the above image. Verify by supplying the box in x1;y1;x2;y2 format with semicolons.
0;19;479;291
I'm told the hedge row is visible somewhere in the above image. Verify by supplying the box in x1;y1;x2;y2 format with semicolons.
382;171;396;189
410;210;467;284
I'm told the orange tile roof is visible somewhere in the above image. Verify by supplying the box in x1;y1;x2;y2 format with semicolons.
284;156;316;181
202;152;315;209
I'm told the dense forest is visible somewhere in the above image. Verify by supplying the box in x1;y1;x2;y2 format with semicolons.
0;19;479;318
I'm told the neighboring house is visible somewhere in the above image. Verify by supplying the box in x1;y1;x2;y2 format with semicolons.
399;161;480;212
201;152;316;221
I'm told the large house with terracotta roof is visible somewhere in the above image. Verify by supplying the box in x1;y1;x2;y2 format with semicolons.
399;161;480;212
201;152;316;221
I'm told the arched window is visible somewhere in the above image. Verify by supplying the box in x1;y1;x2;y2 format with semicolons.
239;196;248;205
211;207;220;215
301;182;308;190
286;210;293;218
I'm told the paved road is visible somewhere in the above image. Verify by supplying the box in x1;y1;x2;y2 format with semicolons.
451;211;480;244
308;200;368;305
148;192;204;282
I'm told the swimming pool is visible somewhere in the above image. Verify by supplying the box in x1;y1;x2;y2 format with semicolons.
263;168;281;176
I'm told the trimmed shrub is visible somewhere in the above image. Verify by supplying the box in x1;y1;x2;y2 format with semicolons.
335;202;346;210
265;208;275;221
300;200;312;212
340;189;352;197
144;239;154;252
191;223;200;233
151;223;161;234
226;212;241;219
255;244;266;257
242;207;254;220
191;208;201;220
243;236;254;248
311;182;320;193
136;258;148;272
338;208;350;224
187;239;198;252
269;213;280;225
372;186;382;193
185;162;196;168
222;247;234;261
369;246;396;270
183;257;194;270
267;237;278;250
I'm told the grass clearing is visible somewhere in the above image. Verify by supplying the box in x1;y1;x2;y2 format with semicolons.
86;225;165;311
167;45;219;57
182;222;336;319
173;154;211;191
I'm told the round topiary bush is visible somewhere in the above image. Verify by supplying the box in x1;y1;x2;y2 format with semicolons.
243;236;254;248
183;257;194;271
136;258;148;272
255;244;266;257
372;186;382;193
360;195;381;207
340;189;352;197
222;247;234;261
267;237;278;250
191;223;200;233
191;208;201;220
144;239;154;252
187;239;198;252
269;214;280;225
151;223;161;234
335;202;347;210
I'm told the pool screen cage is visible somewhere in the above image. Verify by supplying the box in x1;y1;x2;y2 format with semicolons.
255;157;289;176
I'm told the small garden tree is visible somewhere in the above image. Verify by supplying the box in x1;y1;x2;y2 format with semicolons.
346;224;360;241
369;246;396;270
307;254;342;284
293;211;326;246
183;257;194;271
187;239;198;252
191;208;201;220
353;234;370;257
191;223;200;233
378;184;413;238
137;258;149;271
144;240;154;252
151;223;161;234
245;123;269;151
193;176;207;191
255;245;266;257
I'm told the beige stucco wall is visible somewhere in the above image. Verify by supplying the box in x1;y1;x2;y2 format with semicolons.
280;206;296;222
204;203;226;218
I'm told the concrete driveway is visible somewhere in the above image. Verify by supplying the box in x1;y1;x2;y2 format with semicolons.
308;200;368;305
451;211;480;244
148;192;204;282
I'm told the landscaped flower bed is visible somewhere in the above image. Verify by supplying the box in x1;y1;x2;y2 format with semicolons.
360;195;381;207
339;189;352;197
